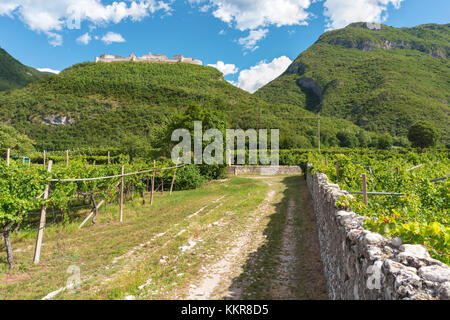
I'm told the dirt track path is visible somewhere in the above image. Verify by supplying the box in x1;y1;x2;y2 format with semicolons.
185;175;328;300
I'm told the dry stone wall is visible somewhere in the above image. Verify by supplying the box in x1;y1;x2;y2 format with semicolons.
306;168;450;300
228;165;302;175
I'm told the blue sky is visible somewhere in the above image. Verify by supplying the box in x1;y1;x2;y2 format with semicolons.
0;0;448;92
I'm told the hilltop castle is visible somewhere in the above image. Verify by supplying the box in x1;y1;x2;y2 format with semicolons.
95;51;202;65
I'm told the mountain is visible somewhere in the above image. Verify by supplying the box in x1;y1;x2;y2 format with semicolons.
256;23;450;145
0;61;365;150
0;47;52;91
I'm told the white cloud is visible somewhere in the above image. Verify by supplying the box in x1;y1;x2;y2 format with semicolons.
236;56;292;93
0;1;171;45
37;68;60;74
323;0;405;30
238;29;268;51
76;32;92;45
47;32;63;47
208;61;239;76
101;32;126;44
190;0;312;31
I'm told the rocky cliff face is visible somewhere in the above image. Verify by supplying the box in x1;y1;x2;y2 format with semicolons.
318;22;450;58
30;115;76;126
324;37;449;58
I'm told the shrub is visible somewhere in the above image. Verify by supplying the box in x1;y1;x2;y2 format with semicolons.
337;131;358;148
357;131;371;148
173;165;205;190
376;133;393;150
198;164;227;180
408;121;440;149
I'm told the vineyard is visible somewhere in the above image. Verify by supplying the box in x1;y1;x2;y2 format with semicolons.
0;155;226;271
308;150;449;264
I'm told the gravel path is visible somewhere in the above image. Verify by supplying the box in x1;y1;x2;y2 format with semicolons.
186;176;328;300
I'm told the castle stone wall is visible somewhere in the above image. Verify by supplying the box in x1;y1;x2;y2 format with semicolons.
95;51;202;65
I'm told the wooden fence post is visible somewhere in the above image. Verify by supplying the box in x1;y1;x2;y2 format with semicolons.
151;171;155;205
43;150;46;166
362;173;368;206
6;148;10;166
108;151;110;165
33;160;52;264
170;168;177;195
119;165;124;222
66;150;69;167
79;200;105;229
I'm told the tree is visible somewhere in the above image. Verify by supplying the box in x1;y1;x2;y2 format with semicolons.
376;133;393;150
356;131;371;148
280;135;312;149
0;125;36;157
118;134;148;163
157;103;227;157
336;131;358;148
407;121;439;149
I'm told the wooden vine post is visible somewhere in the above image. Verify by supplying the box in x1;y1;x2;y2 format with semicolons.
170;167;177;195
362;173;368;206
66;150;69;167
119;165;124;223
160;172;164;195
6;148;10;166
43;150;46;166
33;160;53;264
150;171;155;205
107;151;111;165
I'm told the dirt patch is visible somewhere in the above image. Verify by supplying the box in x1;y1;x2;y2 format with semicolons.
0;272;30;285
294;178;328;300
269;199;300;299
